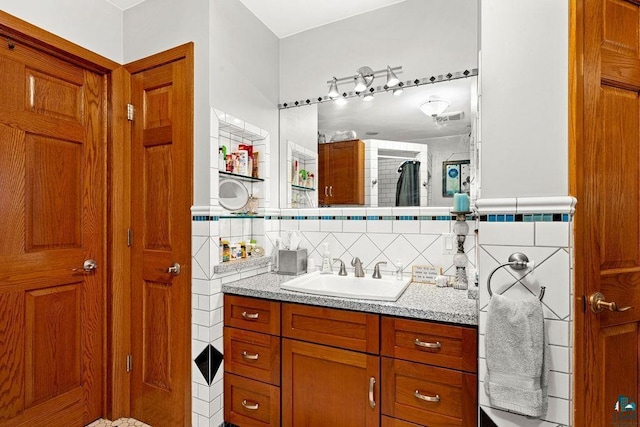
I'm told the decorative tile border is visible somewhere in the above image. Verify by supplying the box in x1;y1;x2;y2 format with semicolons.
195;213;570;222
479;213;570;222
266;215;473;221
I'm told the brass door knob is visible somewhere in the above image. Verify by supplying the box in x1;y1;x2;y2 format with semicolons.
589;292;632;313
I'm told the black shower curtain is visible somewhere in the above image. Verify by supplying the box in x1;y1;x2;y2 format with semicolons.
396;161;420;206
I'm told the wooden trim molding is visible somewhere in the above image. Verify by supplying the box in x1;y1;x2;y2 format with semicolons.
125;43;193;74
569;0;585;425
106;66;132;420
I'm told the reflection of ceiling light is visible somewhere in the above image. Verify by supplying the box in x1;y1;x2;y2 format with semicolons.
386;65;400;87
328;77;339;98
419;96;450;117
334;97;347;105
393;82;404;96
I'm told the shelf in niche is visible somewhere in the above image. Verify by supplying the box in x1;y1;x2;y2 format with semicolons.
219;121;265;142
213;255;271;274
291;184;315;192
218;214;265;219
219;171;264;182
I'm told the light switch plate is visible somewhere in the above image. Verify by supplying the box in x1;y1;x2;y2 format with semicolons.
442;233;456;255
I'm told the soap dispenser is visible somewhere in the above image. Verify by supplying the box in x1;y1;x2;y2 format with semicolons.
320;242;333;274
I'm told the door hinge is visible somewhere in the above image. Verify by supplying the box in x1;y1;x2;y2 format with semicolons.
127;103;134;121
126;354;133;373
127;228;133;247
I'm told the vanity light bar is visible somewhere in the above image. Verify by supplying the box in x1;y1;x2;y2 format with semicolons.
278;68;478;110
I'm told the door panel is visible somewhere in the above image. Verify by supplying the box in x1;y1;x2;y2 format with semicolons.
129;44;193;427
0;39;105;426
25;284;81;407
575;0;640;425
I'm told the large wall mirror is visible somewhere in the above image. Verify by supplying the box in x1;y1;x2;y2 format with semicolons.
277;0;479;209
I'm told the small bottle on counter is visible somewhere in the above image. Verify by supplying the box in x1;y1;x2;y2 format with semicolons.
240;242;247;258
395;259;403;281
221;240;230;262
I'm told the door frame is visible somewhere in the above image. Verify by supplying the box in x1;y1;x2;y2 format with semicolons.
0;9;123;421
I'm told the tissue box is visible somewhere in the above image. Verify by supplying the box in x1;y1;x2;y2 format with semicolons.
278;249;307;275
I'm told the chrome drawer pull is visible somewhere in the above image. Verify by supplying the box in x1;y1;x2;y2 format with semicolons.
414;390;440;402
242;351;259;360
414;338;441;349
241;311;259;320
242;399;259;410
369;377;376;409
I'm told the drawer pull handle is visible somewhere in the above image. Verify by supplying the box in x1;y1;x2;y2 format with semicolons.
241;311;259;320
242;399;259;410
369;377;376;409
242;351;259;360
414;390;440;402
414;338;441;349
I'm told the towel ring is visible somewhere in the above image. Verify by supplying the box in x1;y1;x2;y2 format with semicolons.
487;252;545;301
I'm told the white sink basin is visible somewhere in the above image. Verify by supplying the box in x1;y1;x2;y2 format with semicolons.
280;271;411;301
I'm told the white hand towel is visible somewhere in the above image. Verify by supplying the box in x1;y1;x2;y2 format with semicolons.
484;293;549;418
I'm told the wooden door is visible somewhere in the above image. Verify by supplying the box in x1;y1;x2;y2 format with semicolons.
282;338;380;427
0;40;105;425
128;44;193;427
573;0;640;425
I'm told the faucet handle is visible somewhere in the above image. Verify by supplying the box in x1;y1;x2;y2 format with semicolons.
333;258;347;276
373;261;387;279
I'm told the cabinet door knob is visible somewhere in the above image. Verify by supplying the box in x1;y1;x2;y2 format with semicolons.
414;338;441;349
241;311;259;320
369;377;376;409
414;390;440;402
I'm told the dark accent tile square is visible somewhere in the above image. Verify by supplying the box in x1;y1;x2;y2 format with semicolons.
553;213;562;221
194;344;223;386
480;408;498;427
515;214;523;222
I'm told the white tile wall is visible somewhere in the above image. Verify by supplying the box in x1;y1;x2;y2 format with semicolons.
478;196;575;427
191;109;272;427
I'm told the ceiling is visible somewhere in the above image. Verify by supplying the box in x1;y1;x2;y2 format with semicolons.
104;0;408;39
236;0;408;38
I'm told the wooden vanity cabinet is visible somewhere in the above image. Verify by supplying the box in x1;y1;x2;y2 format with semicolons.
318;139;365;205
224;295;281;426
281;303;380;426
223;295;478;427
381;316;478;427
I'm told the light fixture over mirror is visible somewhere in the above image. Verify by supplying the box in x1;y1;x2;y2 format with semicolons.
327;65;403;98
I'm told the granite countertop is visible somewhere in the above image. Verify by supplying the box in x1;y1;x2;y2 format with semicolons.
222;273;478;326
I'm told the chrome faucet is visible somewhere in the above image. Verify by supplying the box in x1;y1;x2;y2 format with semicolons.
351;257;365;277
333;258;347;276
372;261;387;279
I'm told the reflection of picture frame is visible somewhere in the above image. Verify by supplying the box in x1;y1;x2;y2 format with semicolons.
442;160;471;197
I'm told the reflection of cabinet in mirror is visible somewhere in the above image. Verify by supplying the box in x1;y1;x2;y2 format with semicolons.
318;139;365;205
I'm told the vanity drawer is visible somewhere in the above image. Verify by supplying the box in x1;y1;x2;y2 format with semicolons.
382;358;477;427
224;373;280;427
282;302;379;354
382;416;423;427
381;316;477;372
224;326;281;386
224;294;280;335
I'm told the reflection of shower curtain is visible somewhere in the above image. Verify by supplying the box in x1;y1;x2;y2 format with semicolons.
396;161;420;206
